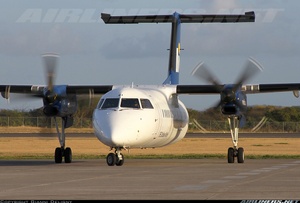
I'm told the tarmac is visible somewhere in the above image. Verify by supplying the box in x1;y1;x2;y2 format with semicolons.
0;158;300;200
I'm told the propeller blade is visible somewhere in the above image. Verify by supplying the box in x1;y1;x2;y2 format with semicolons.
234;57;263;88
42;53;59;92
191;61;222;88
191;61;225;108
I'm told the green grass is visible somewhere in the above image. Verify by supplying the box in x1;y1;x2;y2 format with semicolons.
1;153;300;160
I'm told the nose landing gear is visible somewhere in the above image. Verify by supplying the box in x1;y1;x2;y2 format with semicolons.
106;147;124;166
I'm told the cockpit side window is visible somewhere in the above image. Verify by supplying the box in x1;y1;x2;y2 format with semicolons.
121;98;140;109
97;99;104;109
101;98;120;109
141;98;154;109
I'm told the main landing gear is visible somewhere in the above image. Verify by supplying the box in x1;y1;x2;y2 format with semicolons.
53;116;73;164
227;116;244;163
106;147;124;166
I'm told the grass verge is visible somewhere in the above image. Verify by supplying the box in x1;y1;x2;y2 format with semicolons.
1;136;300;160
1;153;300;160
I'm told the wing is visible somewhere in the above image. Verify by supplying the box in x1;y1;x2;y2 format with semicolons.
176;83;300;96
0;85;114;99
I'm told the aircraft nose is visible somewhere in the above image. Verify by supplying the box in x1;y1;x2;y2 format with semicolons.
93;110;140;146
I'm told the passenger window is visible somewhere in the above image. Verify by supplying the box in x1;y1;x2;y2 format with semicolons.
141;99;153;109
121;98;140;109
101;98;119;109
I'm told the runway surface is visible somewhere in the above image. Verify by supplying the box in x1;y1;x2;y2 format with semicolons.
0;133;300;200
0;159;300;200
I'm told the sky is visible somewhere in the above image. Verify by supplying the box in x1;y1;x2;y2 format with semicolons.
0;0;300;111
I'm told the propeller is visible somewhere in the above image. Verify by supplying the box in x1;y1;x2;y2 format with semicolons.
235;57;264;88
191;57;264;111
40;53;64;116
41;53;60;105
191;61;222;88
42;53;59;92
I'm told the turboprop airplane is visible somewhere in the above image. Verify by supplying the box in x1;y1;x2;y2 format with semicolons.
1;11;300;166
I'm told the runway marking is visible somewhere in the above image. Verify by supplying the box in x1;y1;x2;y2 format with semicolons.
273;164;290;168
202;180;230;184
250;169;272;173
261;167;279;170
176;185;210;191
174;160;300;192
0;175;115;194
237;172;259;175
223;176;247;179
282;163;298;166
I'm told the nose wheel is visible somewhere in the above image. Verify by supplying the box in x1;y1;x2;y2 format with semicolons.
227;146;244;163
106;148;124;166
227;116;245;163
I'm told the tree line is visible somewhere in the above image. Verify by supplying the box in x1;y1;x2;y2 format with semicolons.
1;102;300;124
188;105;300;123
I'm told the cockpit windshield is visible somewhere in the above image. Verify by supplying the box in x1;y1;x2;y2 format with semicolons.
100;98;119;109
99;98;154;109
121;98;140;109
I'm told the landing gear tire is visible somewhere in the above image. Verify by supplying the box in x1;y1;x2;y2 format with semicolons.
107;153;116;166
116;153;124;166
64;147;72;163
237;147;244;163
53;116;74;164
55;147;63;163
227;147;234;163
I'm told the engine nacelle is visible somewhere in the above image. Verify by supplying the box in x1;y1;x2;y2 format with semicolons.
220;87;247;116
221;104;237;115
221;99;247;116
43;94;77;117
59;95;77;117
43;105;59;117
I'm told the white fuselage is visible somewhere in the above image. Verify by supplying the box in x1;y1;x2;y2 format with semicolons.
92;85;189;149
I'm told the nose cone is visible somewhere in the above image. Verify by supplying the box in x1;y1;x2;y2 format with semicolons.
93;109;141;147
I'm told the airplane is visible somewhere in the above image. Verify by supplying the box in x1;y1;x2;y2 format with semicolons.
1;11;300;166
